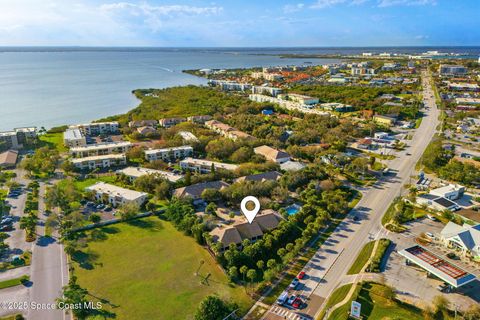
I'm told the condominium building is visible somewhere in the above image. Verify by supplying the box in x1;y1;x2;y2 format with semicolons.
158;117;186;128
179;157;238;173
71;154;127;170
69;122;119;136
178;131;199;143
128;120;158;128
278;93;319;105
208;80;251;92
144;146;193;162
86;182;148;207
251;86;283;97
438;64;467;76
204;120;255;141
14;127;37;144
0;127;37;150
117;166;184;183
63;128;87;148
70;141;133;158
351;67;376;76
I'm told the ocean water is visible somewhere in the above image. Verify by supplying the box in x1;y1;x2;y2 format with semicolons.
1;47;478;131
0;48;339;131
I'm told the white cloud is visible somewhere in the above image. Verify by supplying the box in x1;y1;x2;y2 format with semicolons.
378;0;436;7
310;0;367;9
283;3;305;13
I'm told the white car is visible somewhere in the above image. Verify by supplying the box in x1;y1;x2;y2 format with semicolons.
287;295;296;305
289;278;299;289
426;232;434;239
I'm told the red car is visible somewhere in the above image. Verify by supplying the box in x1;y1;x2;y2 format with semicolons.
297;271;306;279
292;297;303;309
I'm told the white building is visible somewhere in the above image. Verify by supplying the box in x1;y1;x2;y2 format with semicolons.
251;86;283;97
63;128;87;148
71;154;126;170
158;117;186;128
144;146;193;162
440;222;480;258
430;184;465;201
70;141;133;158
86;182;148;207
179;157;238;173
438;64;467;76
69;122;119;136
178;131;199;143
278;93;319;105
351;67;376;76
0;127;38;150
116;166;183;183
0;131;19;149
416;194;460;212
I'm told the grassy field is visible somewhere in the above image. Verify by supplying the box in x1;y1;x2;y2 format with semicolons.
0;275;29;290
38;132;67;152
317;284;353;319
328;282;424;320
347;241;375;275
58;175;118;192
73;217;253;320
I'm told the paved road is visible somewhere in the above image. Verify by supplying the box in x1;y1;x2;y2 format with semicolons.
28;181;69;320
262;70;440;319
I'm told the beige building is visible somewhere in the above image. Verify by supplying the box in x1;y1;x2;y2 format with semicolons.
70;141;132;158
179;157;238;173
144;146;193;162
71;154;126;170
158;117;186;128
63;128;87;148
117;166;183;183
86;182;148;207
69;122;119;136
254;145;291;163
205;120;255;141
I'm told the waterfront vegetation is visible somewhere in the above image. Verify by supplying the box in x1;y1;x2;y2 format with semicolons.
72;217;252;320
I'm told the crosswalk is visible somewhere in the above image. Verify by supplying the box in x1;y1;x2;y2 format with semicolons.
267;306;309;320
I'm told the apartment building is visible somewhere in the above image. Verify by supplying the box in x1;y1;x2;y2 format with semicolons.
179;157;238;173
208;80;251;92
351;67;376;76
63;128;87;148
204;120;255;141
278;93;319;105
72;154;127;170
144;146;193;162
158;117;186;128
70;141;132;158
0;127;37;150
439;64;467;76
69;121;119;136
128;120;158;128
14;127;37;144
86;182;148;207
251;86;283;97
117;166;184;183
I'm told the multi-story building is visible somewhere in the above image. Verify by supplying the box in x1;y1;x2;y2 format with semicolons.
144;146;193;162
63;128;87;148
438;64;467;76
117;166;184;183
158;117;186;128
0;131;20;150
208;80;251;92
179;157;238;173
351;67;376;76
373;115;397;127
128;120;158;128
70;141;132;158
86;182;148;207
71;154;127;170
278;93;319;105
204;120;255;141
251;86;283;97
69;122;119;136
14;127;37;144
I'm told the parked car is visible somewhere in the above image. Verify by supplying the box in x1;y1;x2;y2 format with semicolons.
427;214;438;221
276;291;288;305
446;252;460;260
96;204;105;210
287;295;296;305
292;297;303;309
353;216;359;222
297;271;306;279
104;206;113;212
289;278;299;289
86;202;95;207
425;232;434;239
437;283;451;293
0;224;13;231
1;218;13;225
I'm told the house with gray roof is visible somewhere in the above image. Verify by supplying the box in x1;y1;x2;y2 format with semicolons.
440;222;480;258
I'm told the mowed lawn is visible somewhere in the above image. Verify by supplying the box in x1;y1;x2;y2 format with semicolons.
74;217;253;320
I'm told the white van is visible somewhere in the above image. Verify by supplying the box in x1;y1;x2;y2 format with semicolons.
276;291;289;305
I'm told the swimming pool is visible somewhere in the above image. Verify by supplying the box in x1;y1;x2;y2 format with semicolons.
286;204;301;215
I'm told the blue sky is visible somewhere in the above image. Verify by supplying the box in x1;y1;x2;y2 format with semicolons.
0;0;478;46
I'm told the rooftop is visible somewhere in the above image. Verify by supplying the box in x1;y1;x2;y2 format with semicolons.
70;141;132;152
117;166;183;182
86;182;147;201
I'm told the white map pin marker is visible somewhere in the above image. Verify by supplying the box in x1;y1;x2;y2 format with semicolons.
241;196;260;224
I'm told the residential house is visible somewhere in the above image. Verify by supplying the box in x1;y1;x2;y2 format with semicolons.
438;65;467;76
254;145;291;164
128;120;158;128
178;131;199;143
234;171;282;183
187;115;213;124
173;180;230;204
373;115;397;127
158;117;186;128
86;182;148;207
0;150;18;169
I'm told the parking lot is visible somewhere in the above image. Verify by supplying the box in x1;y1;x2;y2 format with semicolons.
80;200;118;222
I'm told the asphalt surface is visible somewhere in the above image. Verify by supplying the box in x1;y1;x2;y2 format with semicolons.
262;70;440;319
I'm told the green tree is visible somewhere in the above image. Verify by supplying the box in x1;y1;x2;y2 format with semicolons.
118;201;140;221
194;295;237;320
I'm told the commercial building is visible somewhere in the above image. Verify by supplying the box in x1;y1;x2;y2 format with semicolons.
117;166;184;183
430;184;465;201
86;182;148;207
254;145;291;163
179;157;238;173
71;154;127;170
0;150;19;169
416;194;460;211
278;93;319;105
70;141;133;158
173;180;229;203
63;128;87;148
158;117;186;128
438;64;467;76
209;209;282;252
399;245;476;289
440;222;480;258
69;122;119;136
144;146;193;162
